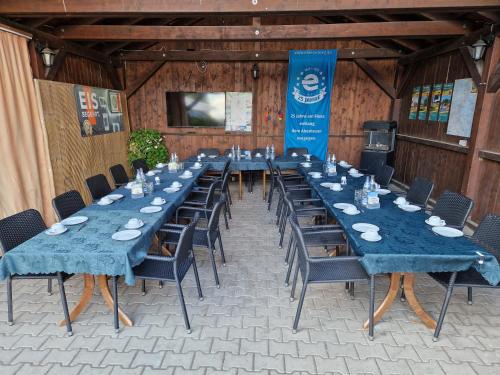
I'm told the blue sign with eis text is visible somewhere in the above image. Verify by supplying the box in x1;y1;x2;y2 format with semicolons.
284;50;337;160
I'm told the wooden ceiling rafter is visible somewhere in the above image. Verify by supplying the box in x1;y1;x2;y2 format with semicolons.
354;58;397;99
53;21;468;41
1;0;499;16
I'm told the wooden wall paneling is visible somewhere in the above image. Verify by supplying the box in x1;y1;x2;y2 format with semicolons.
35;80;130;204
474;158;500;221
486;91;500;151
53;54;114;89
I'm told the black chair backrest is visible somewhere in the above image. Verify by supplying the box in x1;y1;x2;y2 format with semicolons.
472;214;500;258
208;194;226;240
198;148;219;156
432;190;474;229
174;213;200;273
222;160;231;176
288;213;310;273
85;174;112;201
406;176;434;207
205;180;222;208
253;148;266;156
374;164;394;187
0;209;46;255
109;164;129;187
223;148;232;156
131;159;149;173
266;158;275;174
221;170;231;193
52;190;86;220
286;147;308;156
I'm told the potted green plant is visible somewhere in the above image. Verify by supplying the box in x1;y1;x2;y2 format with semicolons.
128;129;169;168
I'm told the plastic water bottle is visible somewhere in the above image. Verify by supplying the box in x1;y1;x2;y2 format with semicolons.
271;144;275;160
367;175;380;209
237;145;241;160
362;176;370;206
265;145;270;159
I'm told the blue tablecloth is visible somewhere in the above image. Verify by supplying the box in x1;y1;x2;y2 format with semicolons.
298;164;500;286
184;155;321;172
0;166;207;286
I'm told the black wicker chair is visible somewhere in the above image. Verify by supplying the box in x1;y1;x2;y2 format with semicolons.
198;148;220;156
286;147;308;156
287;213;370;333
192;169;232;221
374;164;395;188
0;209;73;335
109;164;130;187
283;194;345;287
429;213;500;340
161;197;227;288
432;190;474;229
406;176;434;208
133;214;203;333
52;190;86;220
131;158;149;174
85;174;112;201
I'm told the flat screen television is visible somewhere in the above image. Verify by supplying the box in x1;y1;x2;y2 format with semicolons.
166;92;226;127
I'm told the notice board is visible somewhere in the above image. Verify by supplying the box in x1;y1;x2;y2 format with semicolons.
225;92;252;132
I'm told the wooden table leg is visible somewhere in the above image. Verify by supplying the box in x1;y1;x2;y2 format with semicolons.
403;273;437;329
239;171;243;200
263;170;266;200
59;274;95;326
97;275;133;327
363;273;400;329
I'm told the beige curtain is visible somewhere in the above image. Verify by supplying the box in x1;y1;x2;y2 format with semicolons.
0;29;56;223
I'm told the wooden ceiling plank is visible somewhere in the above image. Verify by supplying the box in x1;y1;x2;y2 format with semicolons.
55;21;467;41
354;58;397;99
486;63;500;92
126;60;167;97
25;17;53;28
118;48;402;62
1;0;499;15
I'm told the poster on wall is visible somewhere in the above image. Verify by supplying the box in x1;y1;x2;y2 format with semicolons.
428;83;443;121
225;92;252;132
284;49;338;160
447;78;478;138
74;85;124;137
418;85;431;120
438;82;454;122
408;86;420;120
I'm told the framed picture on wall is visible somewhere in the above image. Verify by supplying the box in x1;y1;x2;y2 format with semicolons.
428;84;443;122
109;91;122;113
418;85;431;120
409;86;420;120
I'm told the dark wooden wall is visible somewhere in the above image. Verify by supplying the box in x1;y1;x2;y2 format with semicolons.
396;44;500;222
53;54;114;88
126;39;396;166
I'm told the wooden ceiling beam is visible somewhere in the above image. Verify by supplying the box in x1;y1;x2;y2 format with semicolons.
486;63;500;92
117;48;402;62
399;23;499;65
24;17;53;28
354;58;396;99
0;16;108;64
55;21;467;41
1;0;499;16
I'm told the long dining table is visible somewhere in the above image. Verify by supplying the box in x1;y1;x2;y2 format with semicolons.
184;153;321;200
298;163;500;332
0;165;208;327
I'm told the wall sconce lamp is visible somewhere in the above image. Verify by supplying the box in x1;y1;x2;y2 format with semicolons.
470;38;487;61
40;47;57;67
252;63;260;80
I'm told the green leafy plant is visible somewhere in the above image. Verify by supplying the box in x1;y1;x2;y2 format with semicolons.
128;129;169;168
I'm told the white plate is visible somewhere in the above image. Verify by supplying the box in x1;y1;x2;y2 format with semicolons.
343;209;360;216
208;155;217;158
376;189;391;195
151;169;161;174
393;199;407;205
146;171;156;176
301;162;312;168
140;206;162;214
45;227;68;236
107;194;124;201
125;182;134;189
164;187;180;193
61;216;88;226
151;198;166;206
311;174;322;179
291;153;298;157
190;166;202;170
112;229;141;241
330;187;343;192
399;204;421;212
339;161;352;168
320;182;336;188
308;172;321;175
124;221;144;230
97;199;113;206
361;232;382;242
179;175;192;179
425;218;446;227
352;223;380;233
156;163;166;168
333;203;356;210
350;173;364;178
432;226;464;238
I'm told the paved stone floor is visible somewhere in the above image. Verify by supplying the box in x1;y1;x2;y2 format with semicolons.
1;182;499;374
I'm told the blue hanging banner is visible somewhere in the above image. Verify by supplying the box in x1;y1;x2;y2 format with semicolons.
284;50;337;160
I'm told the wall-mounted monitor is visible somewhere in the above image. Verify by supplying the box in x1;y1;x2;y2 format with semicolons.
166;92;226;128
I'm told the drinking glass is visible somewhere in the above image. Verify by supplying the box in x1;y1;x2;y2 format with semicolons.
144;181;154;195
354;189;363;205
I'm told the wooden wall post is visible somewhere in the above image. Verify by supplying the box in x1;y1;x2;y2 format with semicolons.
461;36;500;203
